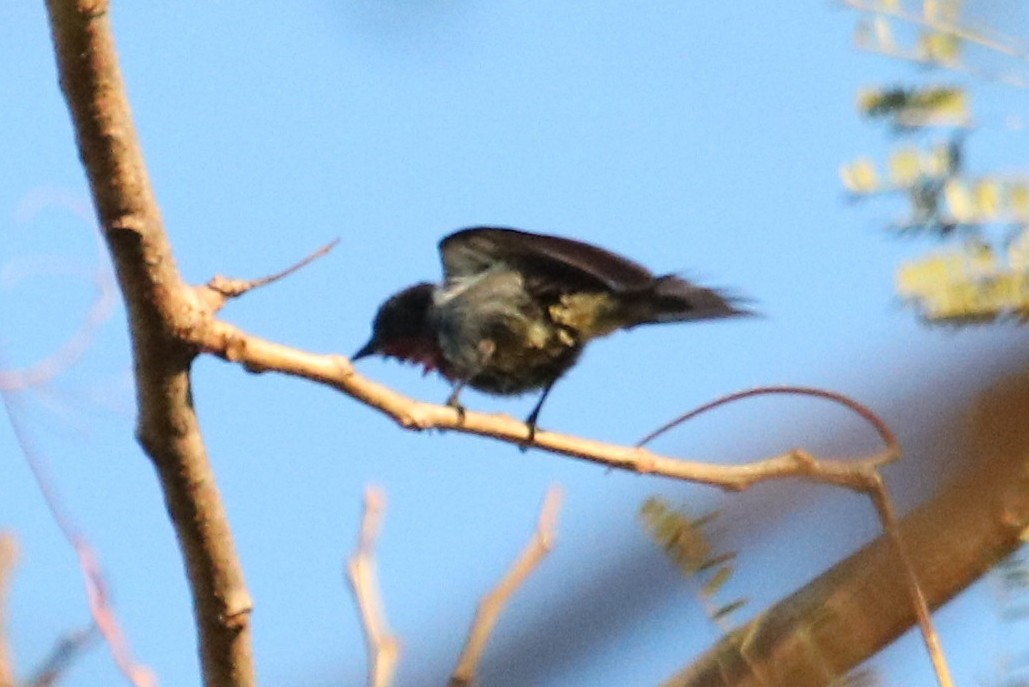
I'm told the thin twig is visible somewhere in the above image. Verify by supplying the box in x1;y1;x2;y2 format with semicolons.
1;393;156;687
636;385;898;456
26;625;98;687
450;486;564;687
637;387;957;685
76;542;156;687
0;186;141;686
347;487;399;687
845;1;1029;88
0;197;116;392
844;0;1029;61
202;238;340;311
0;533;16;687
868;479;954;687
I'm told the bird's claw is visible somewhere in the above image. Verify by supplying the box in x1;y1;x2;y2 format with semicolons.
518;416;540;452
445;391;467;424
446;399;466;424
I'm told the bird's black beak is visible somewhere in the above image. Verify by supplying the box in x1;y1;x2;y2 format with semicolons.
352;338;377;361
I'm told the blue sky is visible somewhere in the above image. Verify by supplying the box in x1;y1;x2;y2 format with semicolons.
2;2;1029;686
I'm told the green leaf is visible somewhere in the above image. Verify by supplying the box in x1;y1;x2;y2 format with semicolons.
712;598;748;621
702;566;733;597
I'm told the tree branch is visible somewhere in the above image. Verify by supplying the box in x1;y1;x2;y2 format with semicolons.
203;238;340;313
450;486;563;687
26;625;97;687
347;487;399;687
3;386;154;686
868;479;952;687
661;426;1029;687
44;3;254;686
194;316;895;493
0;534;16;687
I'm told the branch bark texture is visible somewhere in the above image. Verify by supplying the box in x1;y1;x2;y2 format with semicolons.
44;3;254;686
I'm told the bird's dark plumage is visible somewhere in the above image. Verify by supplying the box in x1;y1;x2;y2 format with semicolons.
440;227;656;292
354;227;750;437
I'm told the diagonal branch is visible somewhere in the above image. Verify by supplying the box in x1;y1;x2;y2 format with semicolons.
2;388;154;686
868;479;952;687
450;486;563;687
44;3;254;686
194;316;894;494
26;625;97;687
662;435;1029;687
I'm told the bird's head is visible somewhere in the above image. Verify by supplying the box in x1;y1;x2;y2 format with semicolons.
353;282;443;373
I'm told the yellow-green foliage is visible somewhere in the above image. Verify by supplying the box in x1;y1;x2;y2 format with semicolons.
845;1;1029;325
639;498;746;625
857;85;968;127
897;237;1029;322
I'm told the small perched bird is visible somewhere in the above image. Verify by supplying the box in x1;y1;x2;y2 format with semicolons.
354;227;749;438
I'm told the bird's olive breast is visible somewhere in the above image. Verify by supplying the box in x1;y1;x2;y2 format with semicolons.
432;270;584;394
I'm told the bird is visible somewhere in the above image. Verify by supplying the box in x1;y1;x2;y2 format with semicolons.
353;226;749;440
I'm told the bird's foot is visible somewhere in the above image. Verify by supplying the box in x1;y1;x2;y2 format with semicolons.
445;389;467;425
519;414;541;452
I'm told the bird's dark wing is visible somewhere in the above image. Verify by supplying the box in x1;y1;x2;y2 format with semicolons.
439;227;655;293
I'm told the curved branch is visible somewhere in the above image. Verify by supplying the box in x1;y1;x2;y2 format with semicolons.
637;385;898;457
203;238;340;312
0;204;116;392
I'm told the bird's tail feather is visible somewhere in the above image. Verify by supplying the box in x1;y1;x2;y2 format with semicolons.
629;275;753;325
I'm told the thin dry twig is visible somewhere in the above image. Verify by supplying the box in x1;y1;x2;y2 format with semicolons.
449;486;564;687
0;196;116;393
639;387;952;687
1;393;156;687
76;543;155;687
347;487;399;687
637;385;898;454
0;534;16;687
26;625;98;687
0;185;138;686
202;238;340;312
844;0;1029;61
868;480;954;687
